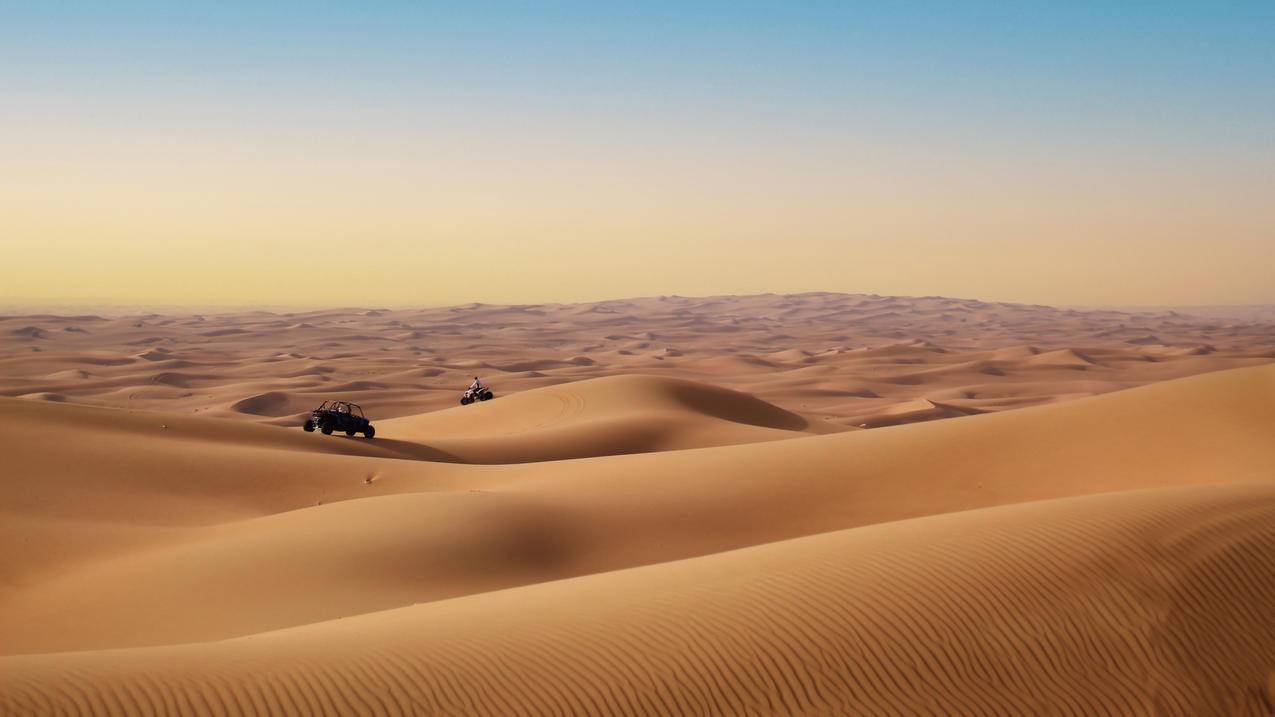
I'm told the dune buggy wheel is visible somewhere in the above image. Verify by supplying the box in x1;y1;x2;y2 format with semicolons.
460;396;473;405
479;391;493;401
303;419;315;432
363;426;375;439
345;429;356;437
320;422;333;435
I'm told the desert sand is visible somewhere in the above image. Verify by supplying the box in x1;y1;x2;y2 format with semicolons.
3;293;1275;715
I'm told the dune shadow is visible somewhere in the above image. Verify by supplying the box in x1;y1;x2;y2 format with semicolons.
343;435;469;464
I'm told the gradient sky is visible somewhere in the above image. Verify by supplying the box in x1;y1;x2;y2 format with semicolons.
3;1;1272;306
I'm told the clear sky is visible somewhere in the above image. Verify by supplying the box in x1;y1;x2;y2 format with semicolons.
2;1;1272;306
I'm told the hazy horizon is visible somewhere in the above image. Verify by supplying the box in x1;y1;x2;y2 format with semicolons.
5;290;1275;321
4;2;1272;306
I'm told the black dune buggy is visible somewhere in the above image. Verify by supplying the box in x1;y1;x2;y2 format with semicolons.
303;400;375;438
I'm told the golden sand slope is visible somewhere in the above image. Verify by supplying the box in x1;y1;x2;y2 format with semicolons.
3;363;1275;715
5;485;1275;715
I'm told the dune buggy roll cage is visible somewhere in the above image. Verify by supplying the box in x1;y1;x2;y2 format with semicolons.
316;400;365;418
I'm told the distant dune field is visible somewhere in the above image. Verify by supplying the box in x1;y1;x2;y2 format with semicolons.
3;293;1273;432
2;294;1275;715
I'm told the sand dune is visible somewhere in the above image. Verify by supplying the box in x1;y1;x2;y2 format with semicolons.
5;484;1275;715
380;374;843;463
2;294;1275;715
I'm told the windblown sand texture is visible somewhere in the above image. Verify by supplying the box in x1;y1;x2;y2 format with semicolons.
3;293;1275;715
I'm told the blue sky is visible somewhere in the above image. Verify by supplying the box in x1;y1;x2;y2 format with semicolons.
8;2;1269;143
3;2;1272;305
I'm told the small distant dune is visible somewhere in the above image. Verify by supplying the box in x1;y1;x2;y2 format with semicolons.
856;397;985;427
1025;348;1100;369
988;344;1040;360
324;380;391;392
229;391;296;417
17;392;65;402
487;359;585;372
10;326;47;339
767;348;815;363
70;356;137;366
42;369;94;381
147;372;202;388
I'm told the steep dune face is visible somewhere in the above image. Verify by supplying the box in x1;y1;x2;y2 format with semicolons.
229;390;299;416
6;485;1275;716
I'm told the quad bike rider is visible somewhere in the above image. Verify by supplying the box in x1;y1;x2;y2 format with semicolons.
460;377;494;405
303;400;376;438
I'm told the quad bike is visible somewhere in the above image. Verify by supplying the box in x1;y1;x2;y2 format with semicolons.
460;386;494;405
303;400;376;438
